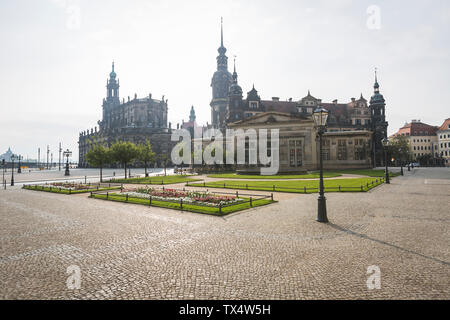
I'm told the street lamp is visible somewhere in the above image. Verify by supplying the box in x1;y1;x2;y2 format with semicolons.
63;149;72;176
382;138;390;184
2;159;5;189
313;106;329;223
17;155;22;173
10;154;15;186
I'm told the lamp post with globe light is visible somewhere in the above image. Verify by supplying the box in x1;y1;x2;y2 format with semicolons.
10;154;15;186
63;149;72;176
382;138;390;184
313;106;329;223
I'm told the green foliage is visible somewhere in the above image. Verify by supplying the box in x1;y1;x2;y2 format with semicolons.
138;140;155;164
110;141;140;167
85;144;111;168
389;135;413;162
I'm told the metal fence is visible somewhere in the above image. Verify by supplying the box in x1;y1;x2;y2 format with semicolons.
22;181;121;195
185;178;385;194
89;187;273;215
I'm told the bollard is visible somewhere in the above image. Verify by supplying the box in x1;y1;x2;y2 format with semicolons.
203;181;206;187
121;184;123;192
250;197;252;207
219;203;222;214
180;199;183;210
273;185;275;191
339;185;341;192
149;196;152;206
224;183;226;188
107;192;109;200
246;184;248;190
361;185;363;191
271;193;273;201
236;191;238;198
126;194;128;202
69;189;71;195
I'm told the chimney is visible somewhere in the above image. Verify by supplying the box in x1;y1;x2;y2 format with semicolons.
272;97;280;101
288;98;292;102
351;98;356;102
333;99;338;104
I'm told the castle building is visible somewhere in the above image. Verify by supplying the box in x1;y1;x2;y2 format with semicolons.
78;63;173;167
208;20;388;171
210;18;233;129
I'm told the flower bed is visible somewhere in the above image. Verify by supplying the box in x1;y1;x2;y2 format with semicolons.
23;183;120;194
126;187;245;207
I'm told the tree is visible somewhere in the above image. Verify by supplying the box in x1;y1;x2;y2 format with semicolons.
158;153;169;176
389;135;413;165
85;144;111;182
110;141;139;179
138;140;155;177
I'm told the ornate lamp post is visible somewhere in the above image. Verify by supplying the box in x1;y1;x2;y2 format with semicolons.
382;138;390;184
17;155;22;173
10;154;15;186
2;159;5;189
313;106;329;223
63;149;72;176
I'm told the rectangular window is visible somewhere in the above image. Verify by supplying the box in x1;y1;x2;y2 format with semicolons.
338;140;347;160
289;139;303;167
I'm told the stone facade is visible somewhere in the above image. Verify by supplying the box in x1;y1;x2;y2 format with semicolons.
437;118;450;166
208;20;384;171
228;112;372;173
78;63;173;168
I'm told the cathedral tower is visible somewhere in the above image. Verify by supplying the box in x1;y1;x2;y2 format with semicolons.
369;69;388;167
210;18;233;128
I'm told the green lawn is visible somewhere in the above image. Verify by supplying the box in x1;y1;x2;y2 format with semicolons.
90;192;275;215
23;185;121;194
207;173;342;179
108;175;202;185
187;177;385;193
209;169;398;179
320;169;400;177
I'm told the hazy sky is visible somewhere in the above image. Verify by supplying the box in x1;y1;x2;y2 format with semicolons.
1;0;449;161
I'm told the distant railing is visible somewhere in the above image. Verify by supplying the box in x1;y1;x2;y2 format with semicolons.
185;178;385;194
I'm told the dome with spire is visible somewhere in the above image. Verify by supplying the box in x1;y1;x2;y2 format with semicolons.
229;57;243;96
370;70;385;105
109;62;117;79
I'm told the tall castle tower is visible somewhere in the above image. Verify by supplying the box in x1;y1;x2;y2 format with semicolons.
369;69;388;167
210;18;233;128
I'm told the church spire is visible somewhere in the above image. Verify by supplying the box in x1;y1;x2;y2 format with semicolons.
374;67;380;93
232;56;238;82
221;17;224;47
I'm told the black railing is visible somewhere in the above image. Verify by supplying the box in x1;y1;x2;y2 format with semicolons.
185;178;385;194
89;187;274;215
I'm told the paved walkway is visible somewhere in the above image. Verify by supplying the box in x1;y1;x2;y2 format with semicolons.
0;168;449;299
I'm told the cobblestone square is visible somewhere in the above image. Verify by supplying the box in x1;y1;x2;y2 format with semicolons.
0;168;449;299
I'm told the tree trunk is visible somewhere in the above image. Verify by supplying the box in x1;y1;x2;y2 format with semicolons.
164;163;167;176
124;164;127;179
145;161;148;177
100;167;103;183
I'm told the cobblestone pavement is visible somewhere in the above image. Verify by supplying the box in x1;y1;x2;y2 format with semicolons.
0;168;449;299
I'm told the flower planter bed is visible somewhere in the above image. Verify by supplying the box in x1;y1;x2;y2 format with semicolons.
23;182;121;194
107;175;202;185
90;187;275;215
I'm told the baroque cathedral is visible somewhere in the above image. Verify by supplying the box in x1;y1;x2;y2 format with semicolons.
78;62;173;167
209;20;388;170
